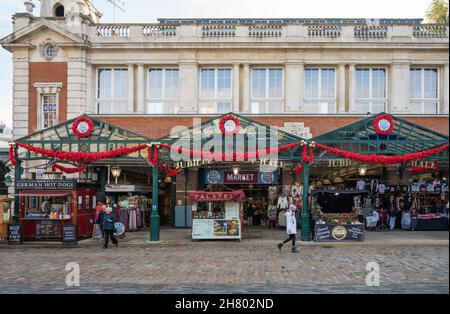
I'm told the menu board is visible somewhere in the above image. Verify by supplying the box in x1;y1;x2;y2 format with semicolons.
315;224;364;242
225;202;240;220
8;224;22;245
192;219;241;240
62;224;77;246
192;219;214;239
36;220;58;237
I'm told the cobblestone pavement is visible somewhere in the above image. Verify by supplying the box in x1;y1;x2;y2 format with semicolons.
0;244;448;294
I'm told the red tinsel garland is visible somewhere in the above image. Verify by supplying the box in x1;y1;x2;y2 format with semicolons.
15;142;148;163
147;145;160;167
9;146;17;167
316;143;449;166
51;164;87;174
159;163;182;177
294;163;304;174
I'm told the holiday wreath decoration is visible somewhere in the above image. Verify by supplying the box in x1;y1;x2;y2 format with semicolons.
373;114;394;136
72;116;94;138
219;115;240;135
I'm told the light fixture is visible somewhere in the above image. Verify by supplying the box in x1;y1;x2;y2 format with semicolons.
232;166;240;176
359;166;367;176
164;175;172;183
323;179;331;185
334;177;344;184
111;165;122;184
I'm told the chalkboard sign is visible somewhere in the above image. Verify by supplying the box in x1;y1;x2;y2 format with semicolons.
315;224;364;242
8;224;22;245
62;224;77;246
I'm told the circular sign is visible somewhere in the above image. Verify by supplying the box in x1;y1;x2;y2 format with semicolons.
206;170;222;184
219;115;240;135
114;222;125;237
332;225;348;241
373;114;394;136
260;172;275;184
72;117;94;138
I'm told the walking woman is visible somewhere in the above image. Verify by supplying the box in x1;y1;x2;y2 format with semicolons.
102;207;118;249
277;204;300;253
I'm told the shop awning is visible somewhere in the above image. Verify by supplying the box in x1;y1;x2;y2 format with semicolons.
19;191;71;197
189;190;245;202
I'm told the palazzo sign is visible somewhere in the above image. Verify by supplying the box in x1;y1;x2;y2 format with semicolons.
15;180;76;190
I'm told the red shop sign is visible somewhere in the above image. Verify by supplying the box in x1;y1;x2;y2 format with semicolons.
189;190;245;202
224;171;258;185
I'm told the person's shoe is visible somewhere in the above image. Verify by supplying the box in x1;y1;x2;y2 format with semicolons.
277;243;283;251
291;247;300;253
114;243;118;248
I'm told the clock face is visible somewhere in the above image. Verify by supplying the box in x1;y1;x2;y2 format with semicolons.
77;121;90;135
378;119;391;132
224;120;237;133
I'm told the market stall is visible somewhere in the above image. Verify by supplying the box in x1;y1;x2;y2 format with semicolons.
190;190;245;240
16;179;98;240
312;189;366;242
0;197;13;242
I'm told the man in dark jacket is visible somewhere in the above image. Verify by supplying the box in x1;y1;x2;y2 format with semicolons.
102;207;118;249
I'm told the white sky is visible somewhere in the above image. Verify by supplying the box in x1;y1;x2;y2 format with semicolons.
0;0;433;127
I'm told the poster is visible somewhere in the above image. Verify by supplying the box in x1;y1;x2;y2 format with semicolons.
192;219;241;240
192;219;214;239
225;202;240;220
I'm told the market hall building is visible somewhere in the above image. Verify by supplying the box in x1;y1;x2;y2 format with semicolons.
0;0;448;242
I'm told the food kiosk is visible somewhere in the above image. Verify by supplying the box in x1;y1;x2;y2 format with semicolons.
190;190;245;240
0;197;13;242
16;179;98;240
312;189;366;242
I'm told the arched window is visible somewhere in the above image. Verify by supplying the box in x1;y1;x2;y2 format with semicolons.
54;4;65;17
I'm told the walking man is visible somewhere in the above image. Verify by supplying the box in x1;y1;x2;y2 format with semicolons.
277;204;300;253
102;207;118;249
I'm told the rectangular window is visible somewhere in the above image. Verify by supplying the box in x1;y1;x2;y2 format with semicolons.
41;94;57;129
355;68;387;114
147;68;179;114
199;68;232;114
96;68;128;114
304;68;336;113
409;68;439;114
250;68;283;114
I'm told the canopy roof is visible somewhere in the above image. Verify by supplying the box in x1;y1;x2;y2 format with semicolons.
313;113;449;161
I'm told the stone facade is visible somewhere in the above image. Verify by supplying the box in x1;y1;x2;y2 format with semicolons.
1;0;449;140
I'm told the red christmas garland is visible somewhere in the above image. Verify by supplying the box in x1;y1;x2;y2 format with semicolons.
159;163;182;177
373;114;394;136
15;142;148;163
316;143;449;166
9;145;17;167
51;164;87;174
147;145;160;167
219;115;240;135
72;116;94;138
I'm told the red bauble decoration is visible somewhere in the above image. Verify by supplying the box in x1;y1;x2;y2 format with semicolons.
72;117;94;138
51;164;87;174
373;114;394;136
219;115;240;135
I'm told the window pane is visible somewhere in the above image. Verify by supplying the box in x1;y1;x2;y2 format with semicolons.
98;103;112;114
98;69;111;99
217;69;231;99
268;69;282;98
42;95;57;128
410;69;422;99
201;69;215;98
252;69;266;98
424;69;438;99
356;69;370;98
305;69;319;98
113;69;128;99
321;69;335;98
371;69;386;99
149;69;163;99
217;101;231;113
165;69;179;99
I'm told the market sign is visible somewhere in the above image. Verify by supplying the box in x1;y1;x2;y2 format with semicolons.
204;170;278;185
15;180;76;190
224;171;258;184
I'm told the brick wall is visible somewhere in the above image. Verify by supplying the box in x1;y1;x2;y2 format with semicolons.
29;62;68;133
98;115;449;139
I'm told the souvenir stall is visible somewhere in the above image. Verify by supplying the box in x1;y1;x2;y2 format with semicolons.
190;190;245;240
114;195;149;232
0;197;13;242
312;189;366;242
16;179;98;240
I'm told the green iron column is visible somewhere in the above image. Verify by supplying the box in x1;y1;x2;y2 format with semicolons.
150;146;160;241
13;147;21;224
301;163;311;242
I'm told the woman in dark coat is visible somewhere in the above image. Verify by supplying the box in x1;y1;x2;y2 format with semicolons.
102;207;118;249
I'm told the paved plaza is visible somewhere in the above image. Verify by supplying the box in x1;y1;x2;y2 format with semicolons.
0;228;448;294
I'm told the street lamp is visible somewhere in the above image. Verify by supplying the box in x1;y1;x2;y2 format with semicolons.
232;166;240;176
111;165;122;184
359;166;367;176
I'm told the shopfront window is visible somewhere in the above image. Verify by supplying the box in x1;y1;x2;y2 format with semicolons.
355;68;387;114
251;68;283;114
41;94;58;129
97;68;128;114
409;68;439;114
147;68;179;114
24;195;70;219
304;68;336;113
199;68;232;114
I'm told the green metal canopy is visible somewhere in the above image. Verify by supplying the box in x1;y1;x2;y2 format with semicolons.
313;113;449;161
15;115;154;164
157;112;307;162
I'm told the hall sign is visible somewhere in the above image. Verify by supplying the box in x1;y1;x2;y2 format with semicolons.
15;180;76;190
409;160;438;170
205;170;278;185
